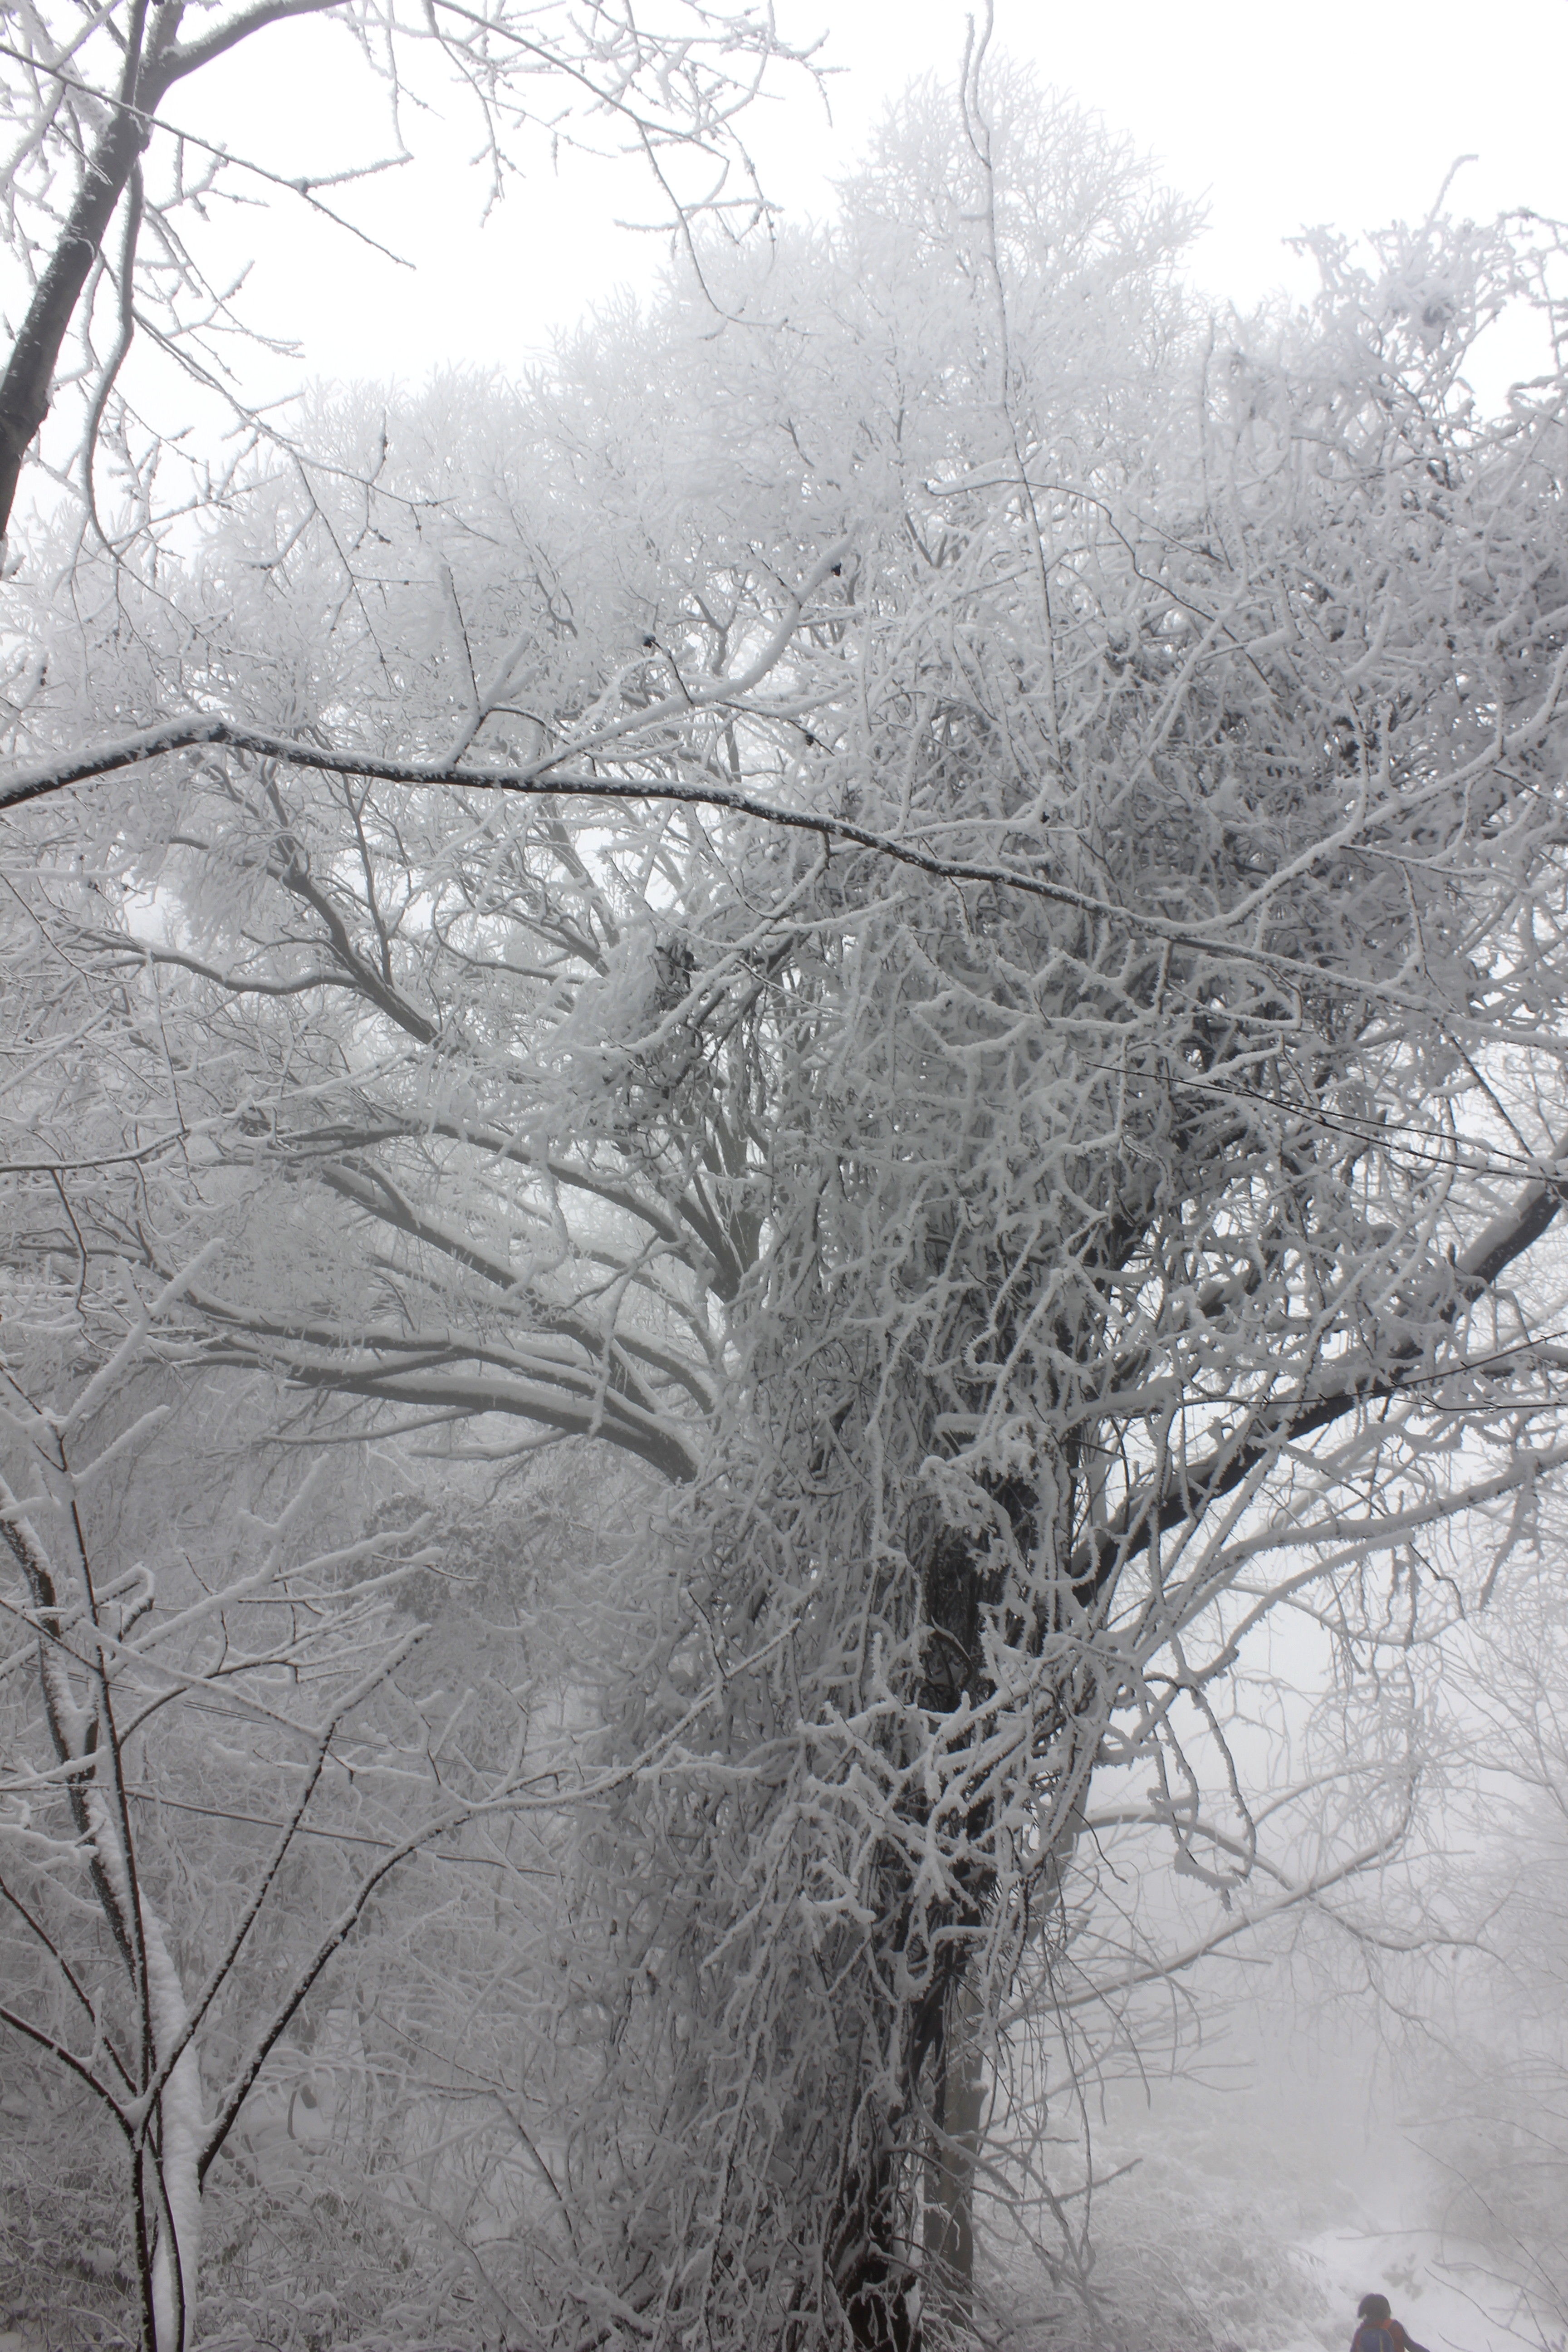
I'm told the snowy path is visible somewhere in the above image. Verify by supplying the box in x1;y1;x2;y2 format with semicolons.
1289;2225;1563;2352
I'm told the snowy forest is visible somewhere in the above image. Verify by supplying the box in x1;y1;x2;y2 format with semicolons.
2;2;1568;2348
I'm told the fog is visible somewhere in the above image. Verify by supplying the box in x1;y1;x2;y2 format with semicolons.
4;3;1568;2348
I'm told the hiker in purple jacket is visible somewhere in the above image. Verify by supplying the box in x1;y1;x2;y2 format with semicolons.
1352;2291;1432;2352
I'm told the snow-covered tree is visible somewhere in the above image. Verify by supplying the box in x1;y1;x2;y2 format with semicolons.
0;1265;436;2351
0;1240;701;2350
8;43;1568;2350
0;0;814;543
1392;1554;1568;2343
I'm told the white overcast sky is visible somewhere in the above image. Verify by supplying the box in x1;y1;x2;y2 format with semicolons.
190;0;1568;393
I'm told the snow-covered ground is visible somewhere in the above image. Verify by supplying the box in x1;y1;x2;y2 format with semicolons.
1290;2223;1563;2352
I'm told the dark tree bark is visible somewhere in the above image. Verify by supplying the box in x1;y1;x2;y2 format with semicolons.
0;0;172;536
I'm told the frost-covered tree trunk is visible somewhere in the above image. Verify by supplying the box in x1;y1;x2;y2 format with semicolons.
141;1906;202;2352
922;1973;985;2328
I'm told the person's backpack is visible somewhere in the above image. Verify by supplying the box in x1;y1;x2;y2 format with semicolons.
1353;2327;1400;2352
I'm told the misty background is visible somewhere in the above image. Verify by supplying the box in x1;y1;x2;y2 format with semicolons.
4;1;1568;2347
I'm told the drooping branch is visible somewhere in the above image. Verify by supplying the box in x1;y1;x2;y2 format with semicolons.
188;1310;704;1479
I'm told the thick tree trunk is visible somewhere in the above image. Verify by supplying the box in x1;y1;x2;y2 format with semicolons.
922;1972;985;2337
835;2150;917;2352
907;1484;1036;2341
